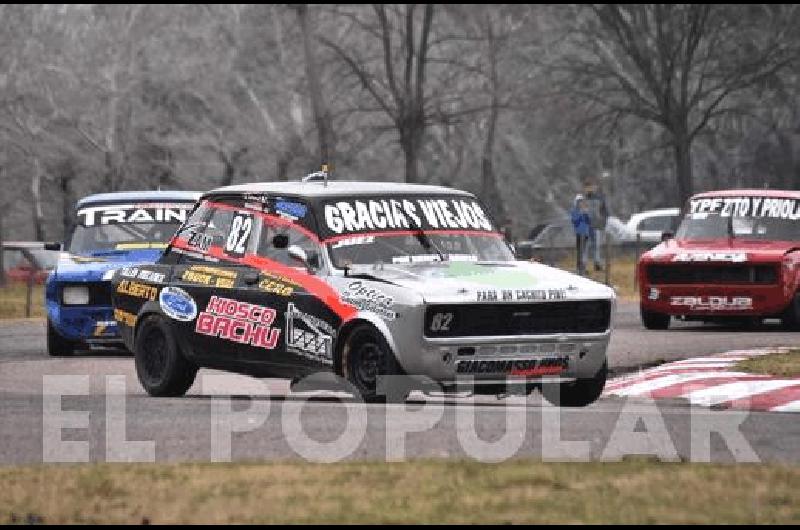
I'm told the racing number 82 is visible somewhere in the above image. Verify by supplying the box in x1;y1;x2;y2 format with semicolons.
225;213;253;256
430;312;453;332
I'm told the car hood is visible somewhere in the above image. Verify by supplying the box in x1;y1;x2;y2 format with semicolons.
348;260;615;304
644;238;800;263
51;249;164;282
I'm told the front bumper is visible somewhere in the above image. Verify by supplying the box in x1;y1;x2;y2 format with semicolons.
46;302;122;343
640;283;791;317
402;331;611;383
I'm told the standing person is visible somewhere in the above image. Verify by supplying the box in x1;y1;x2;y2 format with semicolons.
570;194;591;275
584;178;609;272
501;219;515;246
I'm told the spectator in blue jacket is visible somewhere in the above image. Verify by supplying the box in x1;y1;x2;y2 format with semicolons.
571;194;591;275
584;178;609;271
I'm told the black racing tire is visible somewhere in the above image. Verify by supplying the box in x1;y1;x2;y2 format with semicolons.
782;292;800;331
47;319;77;357
640;306;671;330
134;315;197;397
341;324;407;404
540;361;607;407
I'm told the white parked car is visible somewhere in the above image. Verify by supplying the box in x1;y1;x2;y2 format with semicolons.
625;208;681;243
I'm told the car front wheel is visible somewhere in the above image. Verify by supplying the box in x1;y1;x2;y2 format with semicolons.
641;307;670;330
135;315;197;397
782;292;800;331
47;319;77;357
540;361;607;407
341;324;407;403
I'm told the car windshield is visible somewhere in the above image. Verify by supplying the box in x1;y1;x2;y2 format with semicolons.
319;194;513;268
676;196;800;241
328;232;514;268
68;202;194;254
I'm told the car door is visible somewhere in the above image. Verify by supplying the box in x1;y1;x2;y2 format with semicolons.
245;204;341;371
167;199;286;369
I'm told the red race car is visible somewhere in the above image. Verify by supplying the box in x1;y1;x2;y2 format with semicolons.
638;189;800;330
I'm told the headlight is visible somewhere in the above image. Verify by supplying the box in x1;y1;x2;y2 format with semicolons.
62;285;90;305
102;269;116;281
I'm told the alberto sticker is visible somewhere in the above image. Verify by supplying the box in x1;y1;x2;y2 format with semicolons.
159;286;198;322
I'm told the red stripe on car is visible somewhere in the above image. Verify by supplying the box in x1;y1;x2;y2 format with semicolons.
170;239;357;321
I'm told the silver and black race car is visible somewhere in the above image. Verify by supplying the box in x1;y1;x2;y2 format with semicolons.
111;177;616;405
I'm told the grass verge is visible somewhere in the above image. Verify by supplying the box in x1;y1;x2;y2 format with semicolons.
1;459;799;524
735;349;800;378
554;255;639;300
0;282;45;319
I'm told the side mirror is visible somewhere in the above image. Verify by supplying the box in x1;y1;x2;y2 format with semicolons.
287;245;318;272
44;242;62;251
660;231;674;242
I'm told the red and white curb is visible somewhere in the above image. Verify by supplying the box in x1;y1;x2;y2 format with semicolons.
604;348;800;413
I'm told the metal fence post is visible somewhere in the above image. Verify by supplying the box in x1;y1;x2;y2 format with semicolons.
633;233;642;290
604;230;611;286
26;275;33;318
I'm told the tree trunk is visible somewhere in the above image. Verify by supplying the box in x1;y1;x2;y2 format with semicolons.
277;155;291;182
777;132;795;190
480;18;506;223
104;151;116;192
296;4;334;169
277;136;306;181
60;160;76;241
672;130;694;207
156;149;176;189
219;150;235;187
31;159;46;241
480;112;505;220
402;131;420;183
0;207;5;287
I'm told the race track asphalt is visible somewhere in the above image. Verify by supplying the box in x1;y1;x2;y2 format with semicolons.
1;302;799;465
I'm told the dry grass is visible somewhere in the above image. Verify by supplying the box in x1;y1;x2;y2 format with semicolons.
553;255;640;300
736;350;800;378
0;282;45;319
1;459;799;524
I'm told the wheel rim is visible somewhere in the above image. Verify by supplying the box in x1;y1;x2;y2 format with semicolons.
352;340;382;392
141;327;168;383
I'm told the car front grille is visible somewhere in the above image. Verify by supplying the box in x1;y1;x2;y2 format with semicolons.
646;264;779;285
424;300;612;338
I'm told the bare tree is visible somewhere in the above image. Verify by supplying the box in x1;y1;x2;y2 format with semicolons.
555;4;800;205
294;4;335;169
322;4;437;182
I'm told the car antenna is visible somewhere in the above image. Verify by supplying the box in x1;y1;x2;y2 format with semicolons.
301;163;331;187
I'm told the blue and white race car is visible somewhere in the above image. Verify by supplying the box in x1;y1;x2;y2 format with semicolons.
45;191;200;356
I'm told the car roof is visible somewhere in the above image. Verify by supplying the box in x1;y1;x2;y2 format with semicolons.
76;191;202;207
691;189;800;199
204;180;474;200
